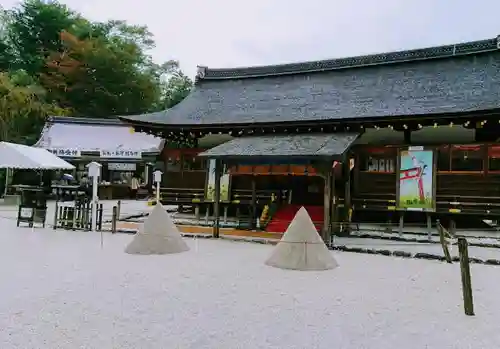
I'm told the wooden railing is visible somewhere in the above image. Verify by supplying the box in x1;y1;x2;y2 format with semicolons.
158;187;282;206
159;187;205;204
353;172;500;216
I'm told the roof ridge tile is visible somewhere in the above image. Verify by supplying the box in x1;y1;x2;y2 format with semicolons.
199;37;498;80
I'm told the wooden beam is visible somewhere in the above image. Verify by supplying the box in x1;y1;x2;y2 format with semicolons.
212;159;221;238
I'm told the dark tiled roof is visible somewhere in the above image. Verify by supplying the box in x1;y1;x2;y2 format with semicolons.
120;37;500;127
198;133;359;160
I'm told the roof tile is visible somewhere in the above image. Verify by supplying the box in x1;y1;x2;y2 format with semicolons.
199;133;359;159
121;38;500;127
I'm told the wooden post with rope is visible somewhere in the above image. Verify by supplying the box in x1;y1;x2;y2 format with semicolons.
458;237;474;316
116;200;121;220
111;205;118;234
437;219;452;264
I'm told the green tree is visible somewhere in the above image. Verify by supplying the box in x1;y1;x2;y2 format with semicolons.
0;72;65;144
0;6;15;71
42;30;162;116
161;70;193;109
6;0;80;76
2;0;192;118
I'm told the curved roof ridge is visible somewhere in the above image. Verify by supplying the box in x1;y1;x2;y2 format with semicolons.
197;37;499;81
48;116;127;126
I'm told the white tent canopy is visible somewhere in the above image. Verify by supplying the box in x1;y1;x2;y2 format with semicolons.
0;141;74;170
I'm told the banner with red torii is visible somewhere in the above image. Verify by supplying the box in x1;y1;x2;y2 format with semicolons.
397;146;436;212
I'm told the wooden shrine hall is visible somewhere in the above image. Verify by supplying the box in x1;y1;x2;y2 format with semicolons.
119;35;500;240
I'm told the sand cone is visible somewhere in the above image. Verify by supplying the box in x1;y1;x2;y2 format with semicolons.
265;206;338;270
125;204;189;255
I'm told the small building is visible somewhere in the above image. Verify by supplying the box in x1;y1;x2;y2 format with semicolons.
119;36;500;238
36;116;164;199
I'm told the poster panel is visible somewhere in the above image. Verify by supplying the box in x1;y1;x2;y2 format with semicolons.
205;160;231;202
397;147;436;212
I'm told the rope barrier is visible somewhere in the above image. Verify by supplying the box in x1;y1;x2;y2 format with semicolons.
1;210;499;250
275;241;328;245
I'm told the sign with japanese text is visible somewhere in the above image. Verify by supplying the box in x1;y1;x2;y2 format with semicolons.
108;162;137;171
47;148;81;157
100;150;142;159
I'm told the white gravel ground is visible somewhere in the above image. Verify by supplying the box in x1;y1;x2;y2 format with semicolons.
0;215;499;349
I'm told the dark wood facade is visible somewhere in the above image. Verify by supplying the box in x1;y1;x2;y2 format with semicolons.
354;143;500;215
119;36;500;237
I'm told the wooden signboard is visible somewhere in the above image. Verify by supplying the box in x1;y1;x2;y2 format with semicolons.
396;146;437;212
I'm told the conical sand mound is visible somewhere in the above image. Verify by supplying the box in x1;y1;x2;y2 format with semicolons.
265;207;338;271
125;204;189;255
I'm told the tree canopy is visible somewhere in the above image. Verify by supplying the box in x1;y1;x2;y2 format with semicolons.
0;0;192;144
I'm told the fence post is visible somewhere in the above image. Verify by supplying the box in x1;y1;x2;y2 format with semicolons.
97;204;103;231
111;205;117;234
62;207;69;229
426;213;432;240
458;237;474;316
86;201;91;231
398;213;404;236
204;204;210;225
437;219;452;264
53;201;59;230
235;206;240;227
194;204;201;224
223;205;228;225
116;200;121;220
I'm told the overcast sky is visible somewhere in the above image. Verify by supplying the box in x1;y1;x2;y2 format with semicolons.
2;0;500;77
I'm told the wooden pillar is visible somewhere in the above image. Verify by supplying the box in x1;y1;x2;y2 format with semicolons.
404;129;412;144
331;169;337;235
343;157;352;234
353;152;360;196
212;159;222;238
250;176;257;230
323;168;332;244
398;212;404;236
